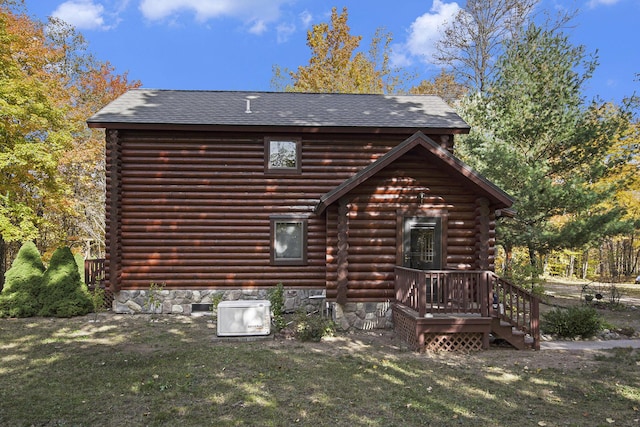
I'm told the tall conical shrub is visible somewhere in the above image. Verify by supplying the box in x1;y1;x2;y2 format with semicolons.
0;242;46;317
39;247;92;317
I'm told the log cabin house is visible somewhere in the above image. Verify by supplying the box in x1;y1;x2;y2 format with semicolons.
88;90;540;351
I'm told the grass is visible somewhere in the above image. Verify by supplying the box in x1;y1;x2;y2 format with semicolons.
1;314;640;426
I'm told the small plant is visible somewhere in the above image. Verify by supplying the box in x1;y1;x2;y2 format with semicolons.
90;282;106;321
541;305;602;339
145;282;165;315
268;282;286;332
210;292;224;318
609;284;622;305
294;311;335;342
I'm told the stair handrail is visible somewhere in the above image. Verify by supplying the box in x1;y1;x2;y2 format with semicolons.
489;272;540;350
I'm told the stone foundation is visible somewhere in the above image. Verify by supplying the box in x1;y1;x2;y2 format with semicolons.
112;288;327;316
333;301;393;330
112;289;392;330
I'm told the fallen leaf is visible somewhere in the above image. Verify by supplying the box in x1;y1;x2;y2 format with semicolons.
606;418;615;424
538;421;547;426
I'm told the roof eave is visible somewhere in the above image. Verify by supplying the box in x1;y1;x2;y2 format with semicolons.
86;121;471;135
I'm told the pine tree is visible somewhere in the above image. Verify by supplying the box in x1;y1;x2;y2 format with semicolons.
39;247;92;317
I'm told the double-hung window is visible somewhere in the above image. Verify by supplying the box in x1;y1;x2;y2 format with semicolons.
271;217;307;265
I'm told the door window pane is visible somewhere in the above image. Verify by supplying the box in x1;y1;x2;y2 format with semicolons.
412;226;434;264
403;216;442;270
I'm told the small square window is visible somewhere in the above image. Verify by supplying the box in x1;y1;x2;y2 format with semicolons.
271;217;307;265
265;138;301;173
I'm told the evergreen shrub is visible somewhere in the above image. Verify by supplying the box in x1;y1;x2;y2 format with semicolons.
541;305;602;339
39;247;92;317
0;242;46;317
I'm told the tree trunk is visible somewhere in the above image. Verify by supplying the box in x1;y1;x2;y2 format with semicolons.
0;237;5;291
581;249;589;279
568;254;575;278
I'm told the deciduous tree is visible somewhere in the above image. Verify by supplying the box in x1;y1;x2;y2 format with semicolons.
0;4;74;245
408;69;467;105
0;2;140;286
434;0;539;93
273;7;405;94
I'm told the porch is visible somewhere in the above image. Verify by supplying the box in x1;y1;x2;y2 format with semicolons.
394;267;540;352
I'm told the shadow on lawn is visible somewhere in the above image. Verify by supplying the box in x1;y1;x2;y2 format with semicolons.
1;314;639;426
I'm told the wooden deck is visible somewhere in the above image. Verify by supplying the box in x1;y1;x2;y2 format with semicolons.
394;267;540;351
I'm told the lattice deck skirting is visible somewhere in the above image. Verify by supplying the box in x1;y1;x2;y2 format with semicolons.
423;333;484;352
392;303;491;352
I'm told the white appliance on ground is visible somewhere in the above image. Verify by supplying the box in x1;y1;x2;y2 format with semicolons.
216;300;271;336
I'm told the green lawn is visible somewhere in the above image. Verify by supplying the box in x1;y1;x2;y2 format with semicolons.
1;314;639;426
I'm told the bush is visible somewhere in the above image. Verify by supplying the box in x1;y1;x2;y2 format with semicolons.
541;306;602;339
268;282;286;331
0;242;46;317
39;247;92;317
74;253;85;283
294;312;335;342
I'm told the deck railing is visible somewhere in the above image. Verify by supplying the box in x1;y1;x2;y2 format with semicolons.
489;273;540;346
394;267;492;317
395;267;540;348
84;258;105;287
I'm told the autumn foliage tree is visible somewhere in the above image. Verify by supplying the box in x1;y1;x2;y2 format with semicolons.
273;7;404;94
409;70;468;105
0;5;74;246
0;2;139;284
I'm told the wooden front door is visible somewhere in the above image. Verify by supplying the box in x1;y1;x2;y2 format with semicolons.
403;217;442;270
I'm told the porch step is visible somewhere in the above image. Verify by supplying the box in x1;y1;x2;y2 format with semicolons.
490;318;530;350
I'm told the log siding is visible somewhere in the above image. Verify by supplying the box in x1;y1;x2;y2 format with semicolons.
103;129;507;302
324;147;487;302
107;131;411;291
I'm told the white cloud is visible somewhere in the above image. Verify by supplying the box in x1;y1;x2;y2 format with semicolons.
52;0;110;30
587;0;621;7
276;22;296;43
404;0;461;64
139;0;291;34
299;10;312;28
248;20;267;35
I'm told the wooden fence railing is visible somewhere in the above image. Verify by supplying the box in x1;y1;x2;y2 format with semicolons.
394;267;540;349
84;258;105;287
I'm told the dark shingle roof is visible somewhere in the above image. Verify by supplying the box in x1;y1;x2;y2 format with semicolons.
87;89;469;131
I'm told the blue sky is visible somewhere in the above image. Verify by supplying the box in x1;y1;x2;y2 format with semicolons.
26;0;639;104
